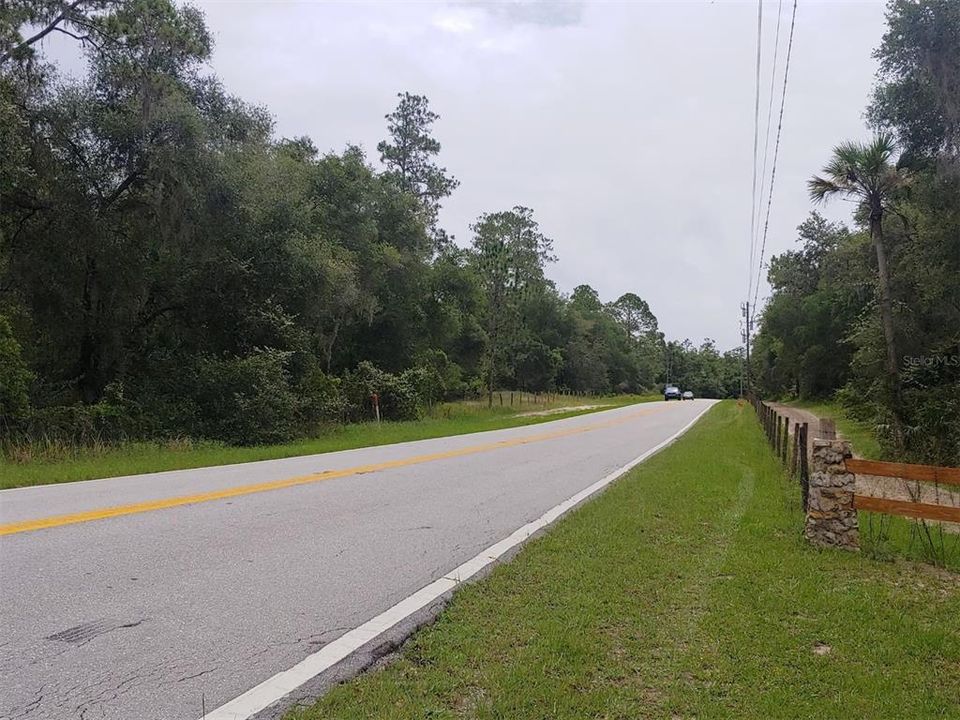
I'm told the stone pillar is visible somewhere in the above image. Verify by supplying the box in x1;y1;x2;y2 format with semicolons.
804;439;859;550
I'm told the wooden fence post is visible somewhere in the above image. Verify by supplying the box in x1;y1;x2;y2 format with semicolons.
781;419;789;464
799;423;810;510
820;418;837;440
792;425;800;477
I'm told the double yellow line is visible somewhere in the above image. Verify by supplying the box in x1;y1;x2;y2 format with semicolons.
0;405;664;537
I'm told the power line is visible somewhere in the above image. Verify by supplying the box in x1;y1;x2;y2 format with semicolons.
754;0;783;252
747;0;763;304
752;0;798;312
743;0;765;394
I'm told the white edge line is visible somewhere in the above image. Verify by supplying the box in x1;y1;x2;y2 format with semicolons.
202;400;718;720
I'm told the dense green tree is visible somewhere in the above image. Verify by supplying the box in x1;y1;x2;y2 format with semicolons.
754;0;960;464
470;206;554;404
752;213;868;398
609;292;662;389
609;293;658;341
868;0;960;163
0;316;32;420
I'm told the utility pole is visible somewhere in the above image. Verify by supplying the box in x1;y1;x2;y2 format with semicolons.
741;301;752;393
665;342;671;385
739;315;745;398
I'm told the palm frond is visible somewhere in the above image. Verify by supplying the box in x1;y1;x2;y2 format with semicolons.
833;140;867;171
822;155;856;185
808;175;842;203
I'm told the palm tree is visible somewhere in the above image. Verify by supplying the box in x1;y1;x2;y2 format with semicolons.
808;133;909;439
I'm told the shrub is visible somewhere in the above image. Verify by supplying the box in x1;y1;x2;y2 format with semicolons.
3;401;130;450
401;366;444;407
0;315;33;421
297;363;348;424
193;349;299;445
412;349;466;400
342;361;424;422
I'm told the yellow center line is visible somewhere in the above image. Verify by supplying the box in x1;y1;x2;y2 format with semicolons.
0;405;666;537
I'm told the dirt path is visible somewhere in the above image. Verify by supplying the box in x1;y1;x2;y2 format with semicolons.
765;403;822;435
514;404;607;418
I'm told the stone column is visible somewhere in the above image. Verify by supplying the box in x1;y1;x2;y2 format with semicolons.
804;439;859;550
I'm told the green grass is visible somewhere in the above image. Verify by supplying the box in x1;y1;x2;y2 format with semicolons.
287;401;960;720
0;394;655;490
860;509;960;570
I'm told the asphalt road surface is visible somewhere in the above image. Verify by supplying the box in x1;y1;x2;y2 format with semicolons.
0;399;714;720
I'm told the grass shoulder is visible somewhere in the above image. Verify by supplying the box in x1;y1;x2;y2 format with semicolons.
288;400;960;720
0;394;655;490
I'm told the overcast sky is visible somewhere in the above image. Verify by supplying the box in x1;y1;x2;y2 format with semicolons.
114;1;896;348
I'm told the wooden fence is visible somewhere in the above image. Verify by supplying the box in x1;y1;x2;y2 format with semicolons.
746;394;811;509
747;393;960;532
493;391;567;407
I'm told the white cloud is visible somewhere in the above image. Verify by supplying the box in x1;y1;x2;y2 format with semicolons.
433;11;477;34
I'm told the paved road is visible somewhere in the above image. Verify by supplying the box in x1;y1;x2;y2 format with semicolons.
0;399;713;720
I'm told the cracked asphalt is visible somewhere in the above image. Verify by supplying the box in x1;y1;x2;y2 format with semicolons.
0;400;712;719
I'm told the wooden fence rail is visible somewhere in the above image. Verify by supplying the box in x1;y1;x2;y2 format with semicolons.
845;458;960;487
853;495;960;524
847;457;960;524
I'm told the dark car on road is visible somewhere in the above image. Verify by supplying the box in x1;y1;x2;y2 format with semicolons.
664;385;682;401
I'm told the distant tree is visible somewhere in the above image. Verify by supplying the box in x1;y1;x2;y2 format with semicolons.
378;92;459;244
570;284;603;316
609;292;658;341
470;206;554;405
753;213;865;398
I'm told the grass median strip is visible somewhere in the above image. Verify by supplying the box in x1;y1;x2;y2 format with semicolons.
288;400;960;720
0;395;655;490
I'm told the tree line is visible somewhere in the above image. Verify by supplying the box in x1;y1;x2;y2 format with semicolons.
752;0;959;465
0;1;738;447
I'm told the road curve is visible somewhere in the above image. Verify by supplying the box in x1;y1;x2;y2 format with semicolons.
0;399;714;720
